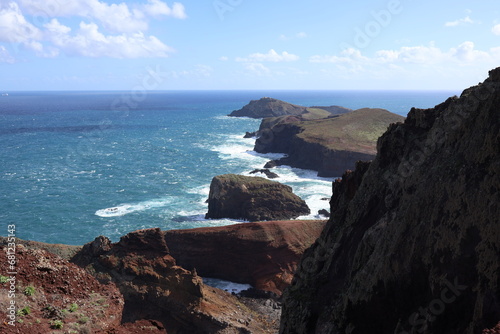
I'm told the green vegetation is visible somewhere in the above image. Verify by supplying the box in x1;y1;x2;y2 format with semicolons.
302;107;332;120
50;319;64;329
296;108;404;152
0;275;8;283
78;315;89;324
69;303;78;312
24;286;36;296
17;306;31;316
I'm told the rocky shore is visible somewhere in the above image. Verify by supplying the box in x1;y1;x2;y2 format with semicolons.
1;68;499;333
0;219;325;333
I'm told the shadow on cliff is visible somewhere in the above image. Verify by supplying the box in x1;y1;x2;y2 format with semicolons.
280;68;500;333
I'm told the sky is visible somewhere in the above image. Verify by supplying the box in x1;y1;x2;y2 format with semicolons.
0;0;499;91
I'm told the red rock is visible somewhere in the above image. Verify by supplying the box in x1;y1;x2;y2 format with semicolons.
164;220;327;295
0;244;123;334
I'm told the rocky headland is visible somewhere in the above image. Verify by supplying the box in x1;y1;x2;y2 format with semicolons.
279;68;500;333
255;108;404;177
228;97;352;119
205;174;310;221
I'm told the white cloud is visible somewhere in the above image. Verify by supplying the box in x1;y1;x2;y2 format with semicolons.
244;63;271;76
296;32;307;39
236;49;299;62
44;20;173;58
219;56;228;61
310;48;367;64
492;24;500;36
0;1;182;59
445;16;474;27
18;0;186;33
450;41;490;62
310;42;499;71
393;45;445;64
0;2;41;43
143;0;186;19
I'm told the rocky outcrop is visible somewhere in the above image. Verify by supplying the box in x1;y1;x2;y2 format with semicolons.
250;168;279;179
256;108;404;177
229;97;307;118
206;174;310;221
0;242;123;333
72;228;272;333
164;220;327;295
279;69;500;333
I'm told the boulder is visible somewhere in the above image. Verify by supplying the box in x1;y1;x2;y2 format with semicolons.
205;174;310;221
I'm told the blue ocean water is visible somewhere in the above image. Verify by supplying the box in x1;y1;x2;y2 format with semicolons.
0;90;458;245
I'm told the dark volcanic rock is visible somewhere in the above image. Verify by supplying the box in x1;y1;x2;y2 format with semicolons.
279;68;500;333
229;97;307;118
206;174;310;221
164;220;327;295
244;131;257;138
318;209;330;217
250;168;279;179
255;108;404;177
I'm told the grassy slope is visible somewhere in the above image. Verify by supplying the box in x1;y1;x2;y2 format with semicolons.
301;107;332;120
296;108;405;153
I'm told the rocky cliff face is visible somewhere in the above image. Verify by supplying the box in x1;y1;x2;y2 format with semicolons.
72;228;272;333
279;69;500;333
206;174;310;221
256;108;404;177
164;220;327;295
229;97;307;118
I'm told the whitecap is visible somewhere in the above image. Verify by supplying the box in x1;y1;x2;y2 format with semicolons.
95;197;174;218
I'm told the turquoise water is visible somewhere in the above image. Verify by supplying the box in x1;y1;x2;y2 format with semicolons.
0;90;458;245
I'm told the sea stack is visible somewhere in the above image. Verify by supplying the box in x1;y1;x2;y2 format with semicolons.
205;174;310;221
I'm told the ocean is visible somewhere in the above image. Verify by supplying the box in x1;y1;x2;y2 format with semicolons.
0;90;458;245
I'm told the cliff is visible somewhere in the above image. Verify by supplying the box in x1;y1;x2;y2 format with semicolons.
279;69;500;333
164;220;327;295
71;228;273;333
256;108;404;177
0;217;328;333
205;174;310;221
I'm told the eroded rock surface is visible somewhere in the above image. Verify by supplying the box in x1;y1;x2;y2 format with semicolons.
164;220;327;295
206;174;310;221
279;69;500;333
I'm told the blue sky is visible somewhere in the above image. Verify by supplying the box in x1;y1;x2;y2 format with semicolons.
0;0;499;90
